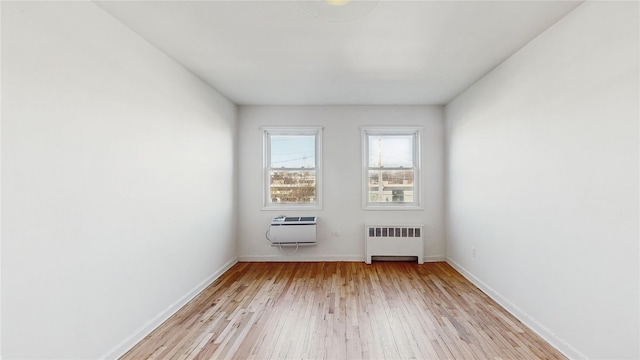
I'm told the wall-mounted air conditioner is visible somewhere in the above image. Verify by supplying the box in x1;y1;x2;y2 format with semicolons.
269;216;317;246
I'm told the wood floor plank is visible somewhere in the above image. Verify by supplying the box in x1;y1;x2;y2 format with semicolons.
120;262;566;360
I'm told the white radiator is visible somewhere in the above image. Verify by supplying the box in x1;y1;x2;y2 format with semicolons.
269;216;317;246
365;224;424;264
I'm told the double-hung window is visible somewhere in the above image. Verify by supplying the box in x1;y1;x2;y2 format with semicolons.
362;127;422;209
263;127;322;209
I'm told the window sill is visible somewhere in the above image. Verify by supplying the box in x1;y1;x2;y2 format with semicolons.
262;205;322;211
363;205;423;211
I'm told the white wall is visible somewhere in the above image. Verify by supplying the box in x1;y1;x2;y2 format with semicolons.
0;2;3;356
445;1;638;359
238;106;444;262
1;2;237;359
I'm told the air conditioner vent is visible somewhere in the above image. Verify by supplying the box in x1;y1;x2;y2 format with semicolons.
272;216;317;225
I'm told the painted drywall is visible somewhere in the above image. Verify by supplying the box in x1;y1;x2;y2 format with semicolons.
0;2;3;357
1;2;237;359
237;106;444;262
445;1;639;359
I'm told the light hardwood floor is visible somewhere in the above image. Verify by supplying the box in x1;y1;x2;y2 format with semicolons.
121;262;565;360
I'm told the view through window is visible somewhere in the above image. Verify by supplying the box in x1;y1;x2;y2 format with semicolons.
263;128;322;208
362;127;421;208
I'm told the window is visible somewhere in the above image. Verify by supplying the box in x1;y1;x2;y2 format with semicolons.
263;127;322;209
361;127;421;209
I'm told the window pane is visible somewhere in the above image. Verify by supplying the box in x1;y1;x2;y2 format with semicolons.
270;170;316;203
368;135;413;168
367;170;414;203
270;135;315;168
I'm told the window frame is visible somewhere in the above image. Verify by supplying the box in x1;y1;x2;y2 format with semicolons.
262;126;323;210
361;126;422;210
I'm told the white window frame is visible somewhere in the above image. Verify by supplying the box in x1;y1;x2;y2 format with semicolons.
361;126;422;210
262;126;323;210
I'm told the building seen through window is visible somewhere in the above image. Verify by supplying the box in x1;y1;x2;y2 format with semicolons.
270;169;316;203
368;170;414;203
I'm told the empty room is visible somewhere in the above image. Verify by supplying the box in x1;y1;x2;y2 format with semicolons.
1;0;638;359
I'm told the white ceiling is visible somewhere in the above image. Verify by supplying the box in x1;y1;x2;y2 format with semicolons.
95;0;582;105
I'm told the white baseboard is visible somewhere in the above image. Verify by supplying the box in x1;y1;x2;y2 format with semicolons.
424;255;446;262
445;257;585;360
101;257;239;360
238;254;446;263
238;255;363;262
